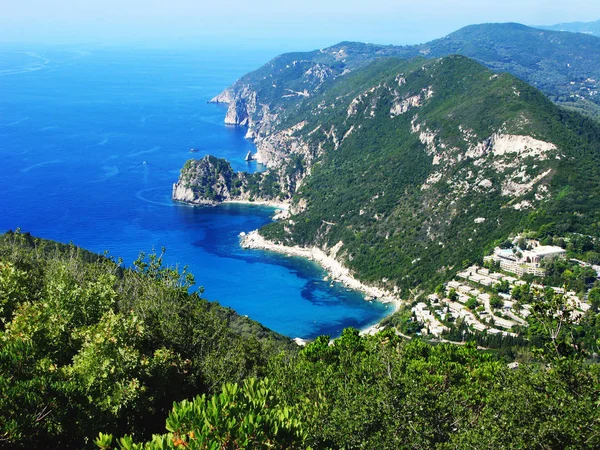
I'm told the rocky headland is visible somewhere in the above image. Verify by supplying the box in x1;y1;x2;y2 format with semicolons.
172;154;292;207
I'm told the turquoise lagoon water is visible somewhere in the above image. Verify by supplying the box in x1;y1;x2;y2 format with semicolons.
0;46;391;339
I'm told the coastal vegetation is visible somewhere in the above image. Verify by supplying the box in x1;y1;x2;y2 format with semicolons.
1;231;599;449
0;231;293;448
256;55;600;296
101;331;600;449
178;39;600;367
5;18;600;450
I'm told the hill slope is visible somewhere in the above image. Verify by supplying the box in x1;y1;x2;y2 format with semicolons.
183;55;600;297
0;231;294;448
213;22;600;128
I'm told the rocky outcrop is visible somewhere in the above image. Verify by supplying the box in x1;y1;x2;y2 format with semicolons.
172;183;198;204
214;86;259;126
225;100;249;126
253;122;311;169
172;156;238;205
172;155;290;206
209;89;235;104
465;133;557;160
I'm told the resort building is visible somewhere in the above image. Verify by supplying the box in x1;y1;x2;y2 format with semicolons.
484;243;566;277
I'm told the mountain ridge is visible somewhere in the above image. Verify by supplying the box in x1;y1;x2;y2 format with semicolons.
540;18;600;36
211;21;600;130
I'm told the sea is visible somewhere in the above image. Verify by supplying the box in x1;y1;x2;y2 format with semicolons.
0;45;391;339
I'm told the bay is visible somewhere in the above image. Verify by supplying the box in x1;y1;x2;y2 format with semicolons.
0;45;391;339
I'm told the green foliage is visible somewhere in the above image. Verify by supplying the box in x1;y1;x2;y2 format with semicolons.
259;54;600;297
0;261;31;327
176;156;287;204
465;296;479;311
100;378;309;450
266;330;600;449
0;232;294;448
590;287;600;312
447;288;458;302
489;294;504;309
3;232;599;449
492;279;510;294
543;257;598;291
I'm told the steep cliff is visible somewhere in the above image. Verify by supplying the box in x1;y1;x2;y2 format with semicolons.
211;22;600;135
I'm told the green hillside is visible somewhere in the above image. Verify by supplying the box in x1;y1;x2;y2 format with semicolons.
420;23;600;116
217;23;600;122
0;231;294;448
3;231;598;449
249;55;600;295
103;329;600;450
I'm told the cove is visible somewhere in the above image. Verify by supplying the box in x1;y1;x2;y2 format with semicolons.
0;45;391;339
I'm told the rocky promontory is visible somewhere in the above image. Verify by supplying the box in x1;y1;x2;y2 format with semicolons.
172;156;240;205
209;86;258;127
172;155;289;206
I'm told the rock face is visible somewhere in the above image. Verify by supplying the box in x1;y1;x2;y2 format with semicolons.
225;100;249;126
216;86;258;126
172;183;197;203
172;155;289;206
172;156;238;205
209;89;235;104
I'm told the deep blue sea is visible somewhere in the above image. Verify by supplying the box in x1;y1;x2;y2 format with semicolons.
0;46;391;339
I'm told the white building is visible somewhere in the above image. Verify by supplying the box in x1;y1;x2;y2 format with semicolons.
485;243;565;277
411;302;449;337
522;245;567;265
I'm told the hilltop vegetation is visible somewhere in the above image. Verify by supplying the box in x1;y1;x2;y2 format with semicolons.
2;232;598;449
413;23;600;113
102;329;600;449
0;231;293;448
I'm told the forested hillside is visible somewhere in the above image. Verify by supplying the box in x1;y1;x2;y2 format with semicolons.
2;232;599;449
413;23;600;116
0;231;294;448
215;22;600;127
253;55;600;295
102;329;600;449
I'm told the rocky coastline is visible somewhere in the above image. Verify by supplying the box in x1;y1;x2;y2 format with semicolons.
205;83;403;333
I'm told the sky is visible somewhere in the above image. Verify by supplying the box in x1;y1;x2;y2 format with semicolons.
1;0;600;50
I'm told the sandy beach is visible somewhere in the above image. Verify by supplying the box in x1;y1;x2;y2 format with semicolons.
240;230;402;322
223;199;290;210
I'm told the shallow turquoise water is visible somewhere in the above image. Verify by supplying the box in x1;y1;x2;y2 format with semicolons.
0;46;391;339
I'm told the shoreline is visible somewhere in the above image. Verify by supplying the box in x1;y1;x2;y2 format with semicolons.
222;199;290;210
172;197;290;213
240;230;402;334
